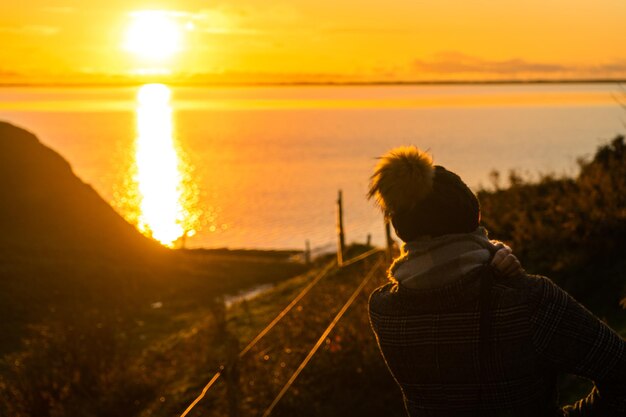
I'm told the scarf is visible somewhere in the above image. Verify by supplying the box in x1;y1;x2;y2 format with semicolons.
390;227;503;290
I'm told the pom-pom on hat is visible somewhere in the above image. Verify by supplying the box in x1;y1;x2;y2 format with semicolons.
368;146;435;216
368;146;480;241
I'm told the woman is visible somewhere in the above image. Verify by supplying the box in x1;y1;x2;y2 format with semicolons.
367;146;626;417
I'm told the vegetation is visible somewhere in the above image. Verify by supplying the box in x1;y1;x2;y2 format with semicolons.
478;135;626;404
0;251;308;417
478;135;626;320
0;248;401;417
1;119;624;416
0;121;309;417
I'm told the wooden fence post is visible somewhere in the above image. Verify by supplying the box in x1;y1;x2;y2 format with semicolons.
209;297;240;417
305;239;311;265
180;231;187;249
336;190;346;266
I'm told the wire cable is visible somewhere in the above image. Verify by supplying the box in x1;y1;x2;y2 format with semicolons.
340;247;382;268
179;249;381;417
261;257;384;417
238;260;336;358
179;371;222;417
179;260;336;417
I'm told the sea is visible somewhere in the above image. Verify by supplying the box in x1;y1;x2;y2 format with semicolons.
1;83;624;251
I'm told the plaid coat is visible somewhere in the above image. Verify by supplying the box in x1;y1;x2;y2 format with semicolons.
369;266;626;417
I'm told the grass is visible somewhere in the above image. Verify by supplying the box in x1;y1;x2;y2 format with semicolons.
174;248;405;417
0;246;309;417
2;119;625;416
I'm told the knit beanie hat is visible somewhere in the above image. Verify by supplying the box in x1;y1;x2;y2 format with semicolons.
368;146;479;242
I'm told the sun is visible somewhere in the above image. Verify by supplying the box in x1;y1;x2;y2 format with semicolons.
124;11;183;61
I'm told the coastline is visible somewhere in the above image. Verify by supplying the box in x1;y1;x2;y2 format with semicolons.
1;78;625;89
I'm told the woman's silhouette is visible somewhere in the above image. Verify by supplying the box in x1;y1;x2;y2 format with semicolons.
368;146;626;416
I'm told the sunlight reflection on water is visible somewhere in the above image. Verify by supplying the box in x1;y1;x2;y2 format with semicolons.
3;84;623;249
130;83;200;247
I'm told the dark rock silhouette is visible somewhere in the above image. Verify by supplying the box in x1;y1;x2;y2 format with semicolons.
0;121;161;257
0;121;165;353
0;121;305;358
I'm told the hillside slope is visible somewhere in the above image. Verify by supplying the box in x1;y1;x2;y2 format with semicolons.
0;121;305;354
0;121;160;257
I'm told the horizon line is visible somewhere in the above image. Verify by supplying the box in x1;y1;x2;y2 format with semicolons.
1;78;625;89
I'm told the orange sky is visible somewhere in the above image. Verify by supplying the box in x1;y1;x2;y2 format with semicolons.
1;0;625;84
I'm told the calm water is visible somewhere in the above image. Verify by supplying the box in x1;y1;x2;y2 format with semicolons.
1;84;624;250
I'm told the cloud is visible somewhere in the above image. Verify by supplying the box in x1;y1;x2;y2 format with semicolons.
413;52;567;75
124;4;304;39
408;52;626;79
126;9;263;37
592;61;626;73
0;69;20;78
0;25;60;36
323;27;411;35
197;27;262;36
41;6;76;14
179;69;353;84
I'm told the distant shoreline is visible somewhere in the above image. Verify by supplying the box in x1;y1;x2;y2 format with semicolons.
179;247;302;258
0;78;624;89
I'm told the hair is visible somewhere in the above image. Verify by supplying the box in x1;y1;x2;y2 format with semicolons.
368;146;435;217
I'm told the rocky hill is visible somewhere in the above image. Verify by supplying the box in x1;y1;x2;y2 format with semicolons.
0;121;304;356
0;121;161;258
